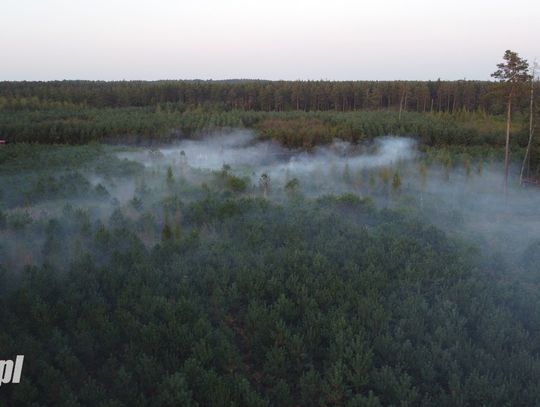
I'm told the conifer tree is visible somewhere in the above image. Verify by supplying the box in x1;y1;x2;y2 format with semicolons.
492;50;531;191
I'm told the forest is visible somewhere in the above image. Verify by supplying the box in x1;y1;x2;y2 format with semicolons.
0;79;537;113
1;67;540;405
0;79;538;173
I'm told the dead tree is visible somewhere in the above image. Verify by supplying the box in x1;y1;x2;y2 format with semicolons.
520;61;538;185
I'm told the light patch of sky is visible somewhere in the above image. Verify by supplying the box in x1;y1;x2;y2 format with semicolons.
1;0;538;80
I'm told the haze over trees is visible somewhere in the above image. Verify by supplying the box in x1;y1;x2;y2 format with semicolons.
1;135;540;405
1;65;538;176
1;51;540;405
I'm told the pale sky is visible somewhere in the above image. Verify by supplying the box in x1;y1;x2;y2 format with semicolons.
1;0;539;81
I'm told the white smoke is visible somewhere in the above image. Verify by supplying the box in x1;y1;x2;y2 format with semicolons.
118;131;417;181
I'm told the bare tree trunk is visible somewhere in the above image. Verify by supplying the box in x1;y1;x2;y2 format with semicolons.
364;89;369;109
504;89;513;196
520;65;536;185
404;91;408;112
398;87;406;121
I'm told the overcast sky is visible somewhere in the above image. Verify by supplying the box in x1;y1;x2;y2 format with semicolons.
1;0;539;81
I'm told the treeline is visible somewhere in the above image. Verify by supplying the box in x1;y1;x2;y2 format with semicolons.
1;79;537;114
0;108;521;148
4;107;537;173
1;79;537;174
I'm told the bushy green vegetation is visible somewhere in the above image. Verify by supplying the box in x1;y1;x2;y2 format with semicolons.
0;80;518;112
2;79;538;115
0;144;143;208
0;107;522;146
1;78;539;404
1;79;538;172
1;143;540;405
3;191;540;406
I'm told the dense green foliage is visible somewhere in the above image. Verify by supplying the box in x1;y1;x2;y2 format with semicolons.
2;193;540;406
0;107;521;147
1;78;539;404
1;80;537;113
3;107;537;172
1;143;540;406
1;79;538;172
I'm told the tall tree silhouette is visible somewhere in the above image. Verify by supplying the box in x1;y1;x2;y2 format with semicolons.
520;61;538;185
491;50;530;192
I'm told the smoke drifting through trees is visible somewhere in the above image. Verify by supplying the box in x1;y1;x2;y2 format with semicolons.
2;131;538;271
2;131;540;405
122;131;539;260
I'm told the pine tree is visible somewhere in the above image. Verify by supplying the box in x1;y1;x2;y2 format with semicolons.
491;50;531;192
285;178;300;199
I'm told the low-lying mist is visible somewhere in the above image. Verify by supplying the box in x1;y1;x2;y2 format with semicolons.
120;130;417;191
1;130;539;271
118;130;540;264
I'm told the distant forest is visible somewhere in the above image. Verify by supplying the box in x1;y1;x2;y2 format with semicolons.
1;79;538;176
1;79;537;113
